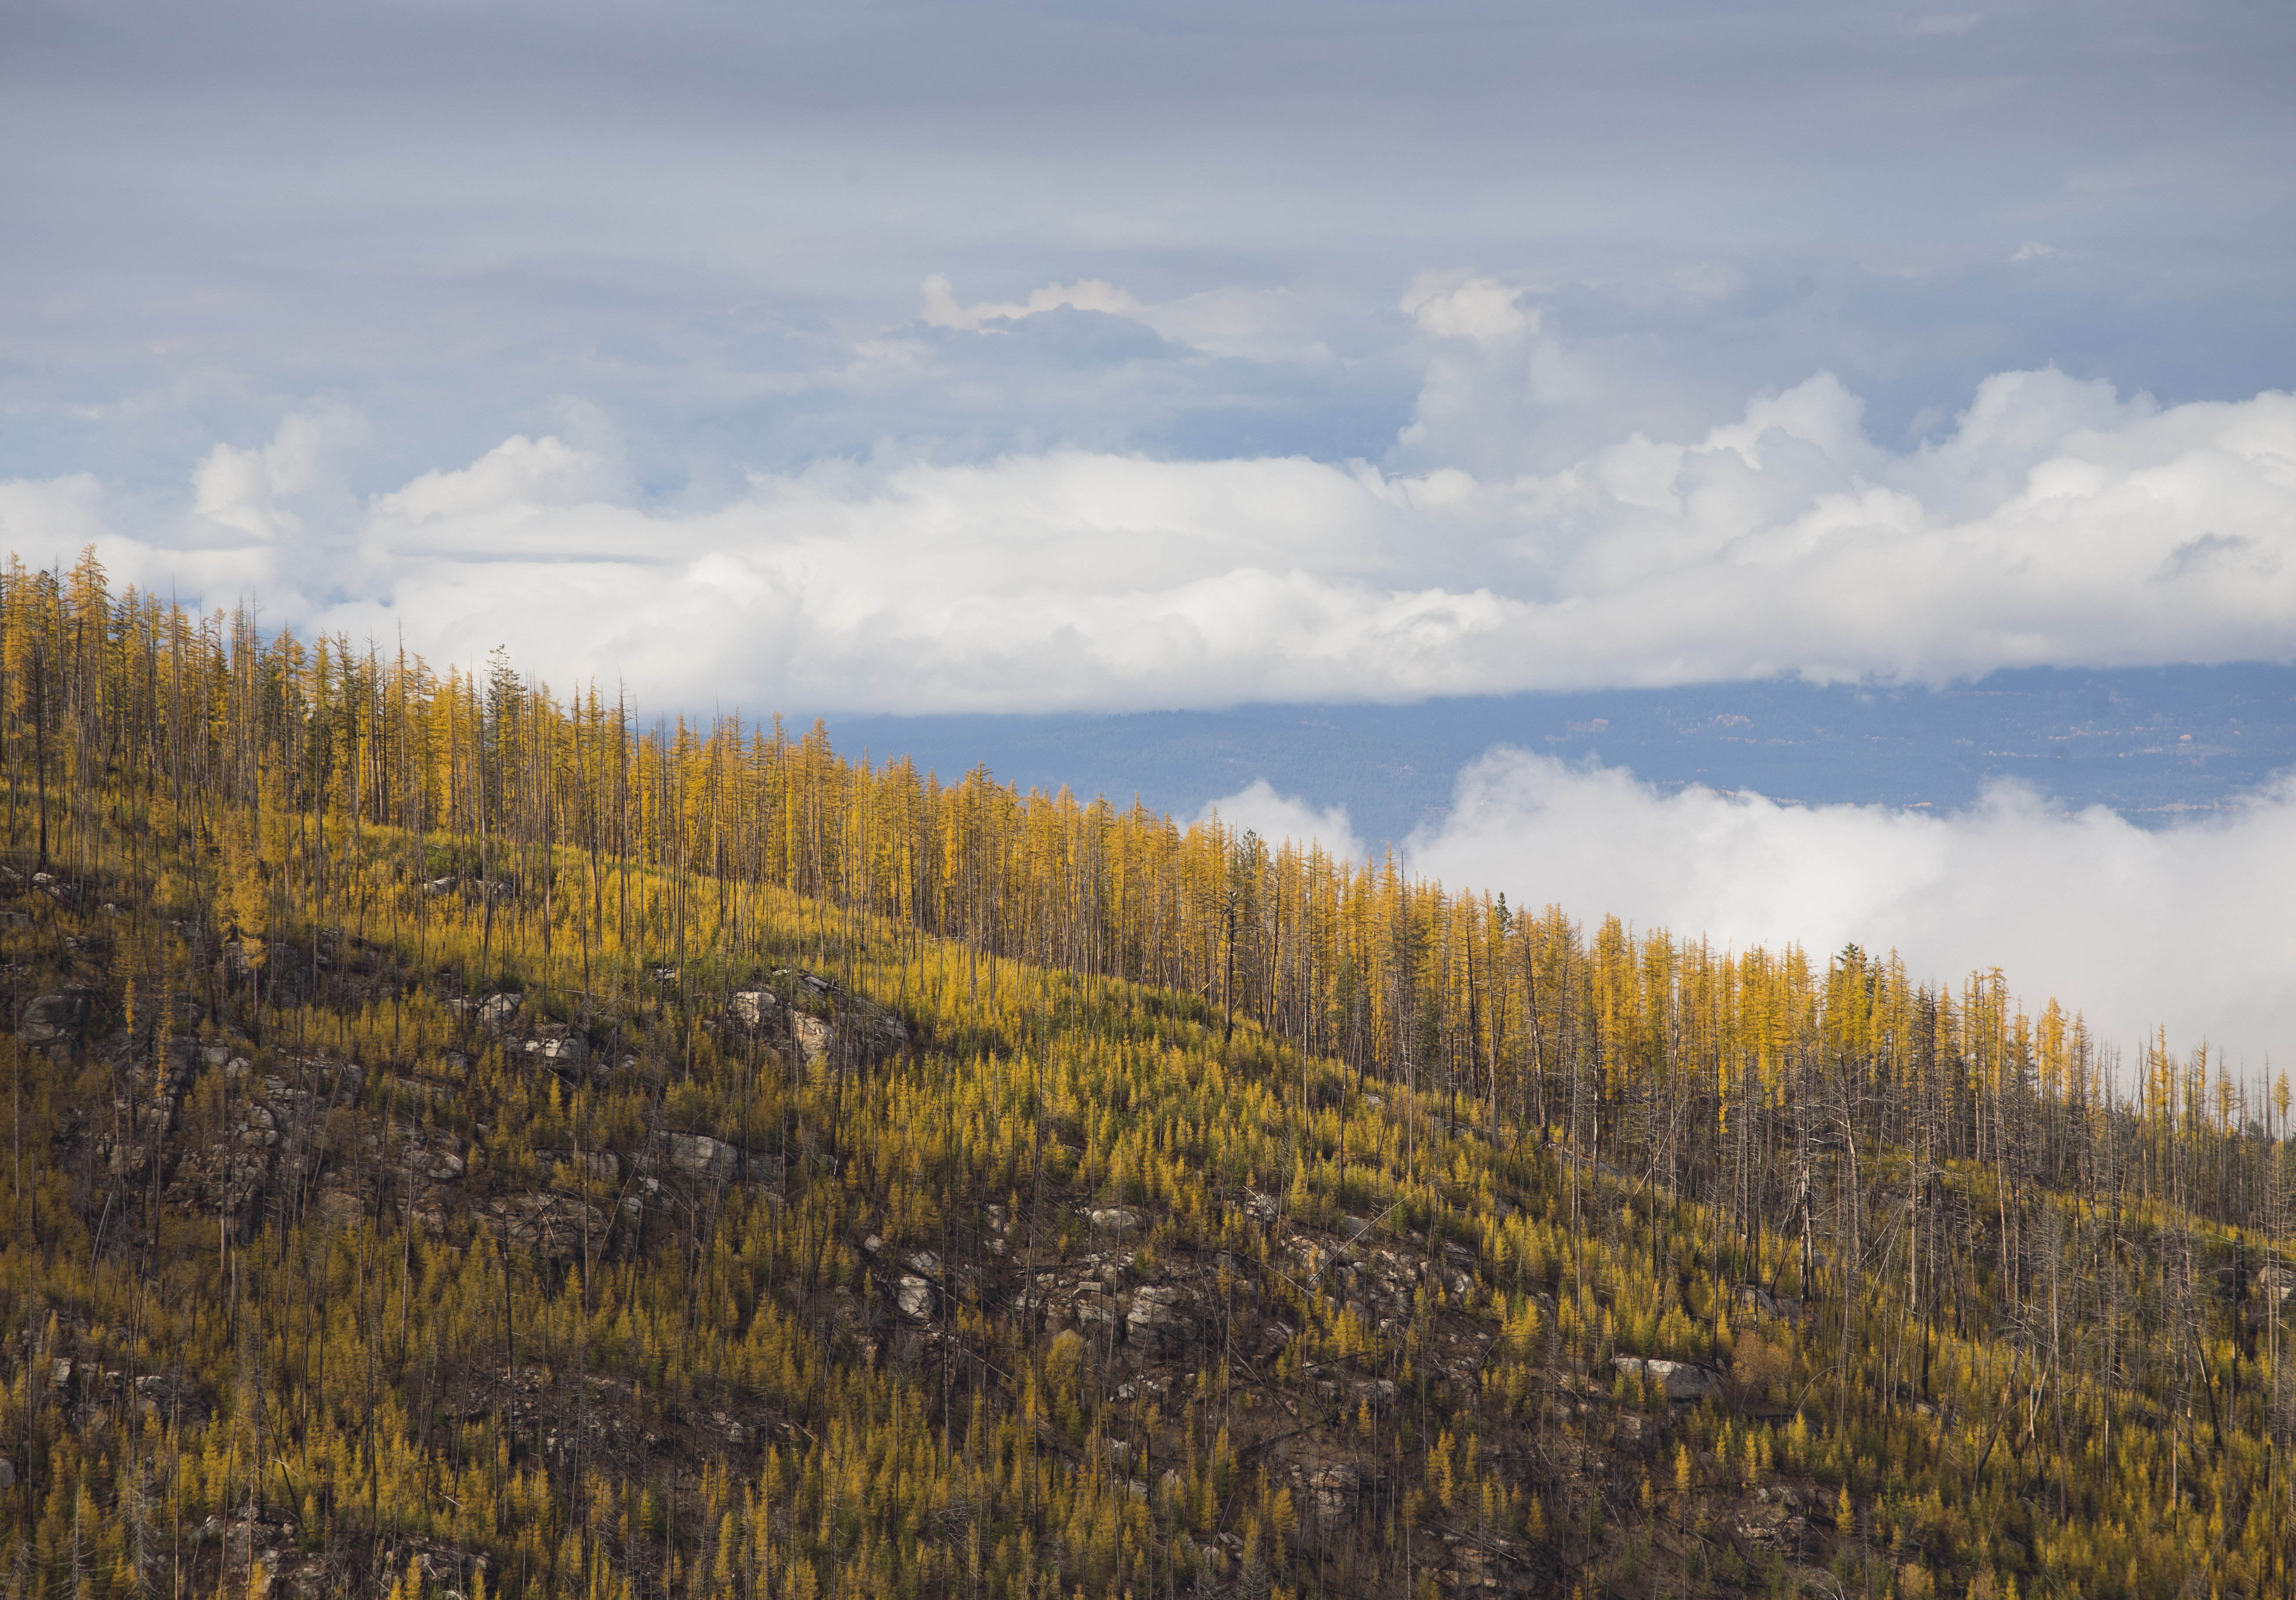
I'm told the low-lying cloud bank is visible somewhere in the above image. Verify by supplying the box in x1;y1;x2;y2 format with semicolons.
3;365;2292;713
1212;752;2296;1077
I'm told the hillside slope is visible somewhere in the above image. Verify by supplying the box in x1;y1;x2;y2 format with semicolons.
0;559;2286;1599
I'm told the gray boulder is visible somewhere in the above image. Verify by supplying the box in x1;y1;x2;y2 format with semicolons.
20;990;91;1044
514;1032;590;1069
1125;1284;1197;1357
1611;1354;1720;1401
656;1131;741;1184
1305;1463;1363;1532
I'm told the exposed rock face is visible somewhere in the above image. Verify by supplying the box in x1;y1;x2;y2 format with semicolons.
656;1131;741;1184
478;993;523;1029
1610;1354;1721;1401
896;1275;936;1321
1303;1463;1363;1532
20;989;91;1043
476;1193;605;1260
731;979;909;1068
160;1062;359;1229
414;1132;466;1182
1125;1284;1197;1357
512;1029;591;1071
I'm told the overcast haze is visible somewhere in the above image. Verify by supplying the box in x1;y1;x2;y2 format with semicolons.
5;0;2294;1064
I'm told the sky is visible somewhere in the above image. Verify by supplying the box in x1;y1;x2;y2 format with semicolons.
5;0;2295;1072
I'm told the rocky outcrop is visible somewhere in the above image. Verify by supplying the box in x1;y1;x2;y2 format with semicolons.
652;1130;742;1184
792;1013;830;1064
1124;1283;1199;1357
476;1193;606;1260
511;1027;592;1073
1302;1462;1364;1532
729;977;910;1069
19;989;91;1044
1610;1354;1721;1401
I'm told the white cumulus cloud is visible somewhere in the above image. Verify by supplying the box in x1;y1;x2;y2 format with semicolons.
1194;780;1366;864
21;364;2296;717
1401;274;1533;343
1394;748;2296;1076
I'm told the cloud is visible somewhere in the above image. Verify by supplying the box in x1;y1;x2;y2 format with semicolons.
0;474;111;559
919;274;1342;368
13;0;2296;528
1402;275;1533;343
921;275;1143;332
189;404;368;544
1402;748;2296;1071
1195;780;1365;864
1127;287;1339;365
28;364;2296;715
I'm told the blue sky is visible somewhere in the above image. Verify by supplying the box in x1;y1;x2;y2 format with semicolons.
6;0;2296;1064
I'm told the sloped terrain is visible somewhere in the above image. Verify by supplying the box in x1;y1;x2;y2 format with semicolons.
0;567;2286;1599
5;860;1903;1600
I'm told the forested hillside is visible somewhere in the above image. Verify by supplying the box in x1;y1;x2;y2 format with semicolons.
0;551;2288;1599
